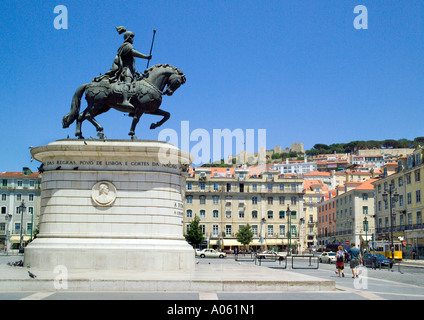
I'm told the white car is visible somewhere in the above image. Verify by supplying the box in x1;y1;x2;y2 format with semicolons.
196;249;226;259
319;252;337;264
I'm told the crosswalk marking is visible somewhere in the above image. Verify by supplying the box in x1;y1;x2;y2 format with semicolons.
199;292;218;300
21;292;55;300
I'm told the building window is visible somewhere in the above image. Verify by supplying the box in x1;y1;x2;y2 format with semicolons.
200;183;205;191
212;225;219;236
252;225;258;236
363;206;368;215
362;193;368;201
279;225;285;236
1;194;6;201
225;225;232;236
267;210;273;219
16;194;22;201
187;183;192;190
213;183;219;191
199;196;206;205
267;225;273;237
239;210;245;218
279;211;285;219
416;190;421;204
186;196;192;204
15;223;21;233
200;210;206;218
225;211;232;219
213;210;219;218
212;196;219;204
267;197;273;205
28;207;34;215
1;207;6;214
407;192;412;205
252;210;258;219
279;196;285;205
415;170;421;183
29;194;34;202
17;181;23;187
252;184;257;192
252;196;258;205
186;210;192;218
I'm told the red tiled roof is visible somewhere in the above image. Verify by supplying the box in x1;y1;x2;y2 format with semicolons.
0;172;40;179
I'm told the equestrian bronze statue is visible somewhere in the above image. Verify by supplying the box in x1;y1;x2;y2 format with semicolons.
62;27;185;139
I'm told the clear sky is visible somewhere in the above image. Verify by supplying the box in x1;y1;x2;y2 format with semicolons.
1;0;423;170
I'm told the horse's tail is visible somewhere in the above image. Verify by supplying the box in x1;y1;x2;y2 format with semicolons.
62;84;88;128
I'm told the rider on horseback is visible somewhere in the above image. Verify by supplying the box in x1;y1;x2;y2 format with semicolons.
104;26;152;109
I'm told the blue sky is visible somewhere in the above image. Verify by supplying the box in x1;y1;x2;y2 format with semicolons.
1;0;423;170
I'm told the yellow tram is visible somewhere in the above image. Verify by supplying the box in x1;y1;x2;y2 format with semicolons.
373;241;403;260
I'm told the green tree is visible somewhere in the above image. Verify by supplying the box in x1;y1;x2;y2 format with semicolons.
236;224;254;251
184;215;204;248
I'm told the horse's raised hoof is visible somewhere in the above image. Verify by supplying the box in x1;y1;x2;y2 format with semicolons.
97;131;105;139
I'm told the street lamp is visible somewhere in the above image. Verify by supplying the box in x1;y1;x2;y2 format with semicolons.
5;213;12;256
363;216;368;252
18;200;26;253
286;204;291;256
382;185;399;264
260;218;266;251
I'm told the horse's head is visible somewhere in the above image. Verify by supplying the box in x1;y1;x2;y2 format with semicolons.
143;64;186;96
163;72;186;96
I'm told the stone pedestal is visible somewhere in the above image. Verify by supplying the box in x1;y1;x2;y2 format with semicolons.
24;139;195;272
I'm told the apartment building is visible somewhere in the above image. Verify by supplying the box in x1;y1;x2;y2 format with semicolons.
184;167;306;253
272;159;317;175
303;180;329;249
373;148;424;256
317;179;377;250
0;171;41;250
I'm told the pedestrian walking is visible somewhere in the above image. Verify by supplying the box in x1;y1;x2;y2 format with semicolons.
335;245;345;277
347;243;362;278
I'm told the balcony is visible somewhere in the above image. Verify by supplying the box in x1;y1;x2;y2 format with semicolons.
376;223;424;234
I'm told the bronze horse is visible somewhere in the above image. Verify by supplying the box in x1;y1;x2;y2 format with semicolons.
62;64;185;139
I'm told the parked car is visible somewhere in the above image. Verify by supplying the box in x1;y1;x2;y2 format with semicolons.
362;253;393;268
256;251;285;260
196;249;226;258
319;252;337;264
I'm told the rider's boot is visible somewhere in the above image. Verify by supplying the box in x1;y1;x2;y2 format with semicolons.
121;84;135;109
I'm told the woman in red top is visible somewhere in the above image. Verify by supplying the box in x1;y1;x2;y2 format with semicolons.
336;245;345;277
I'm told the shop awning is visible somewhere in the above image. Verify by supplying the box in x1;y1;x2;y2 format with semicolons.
9;236;31;243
